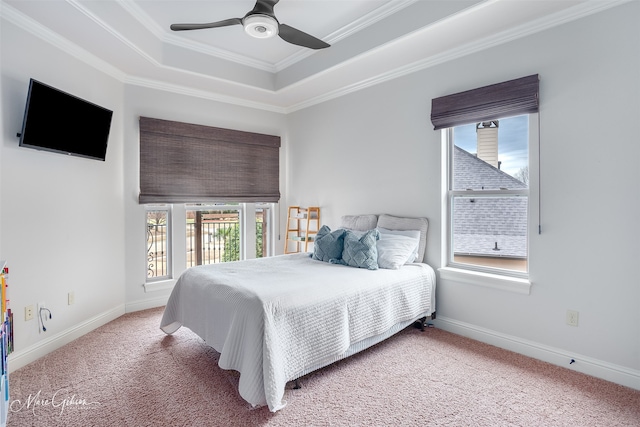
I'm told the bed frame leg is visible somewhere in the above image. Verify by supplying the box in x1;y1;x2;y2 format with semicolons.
294;378;302;390
414;316;434;331
418;317;427;331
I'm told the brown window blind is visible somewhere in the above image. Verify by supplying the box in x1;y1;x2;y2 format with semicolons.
139;117;280;204
431;74;539;130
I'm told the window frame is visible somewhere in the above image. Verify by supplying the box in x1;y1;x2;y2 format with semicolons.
255;202;275;259
182;202;276;263
144;202;277;292
440;114;538;294
144;204;172;283
185;203;245;266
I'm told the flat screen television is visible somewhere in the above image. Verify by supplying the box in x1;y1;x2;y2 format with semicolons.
18;79;113;161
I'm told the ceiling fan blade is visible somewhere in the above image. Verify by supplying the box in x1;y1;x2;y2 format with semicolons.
249;0;279;17
278;24;330;49
170;18;242;31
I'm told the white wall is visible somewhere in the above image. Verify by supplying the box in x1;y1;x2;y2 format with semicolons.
122;86;286;312
0;16;287;367
1;19;126;369
285;2;640;388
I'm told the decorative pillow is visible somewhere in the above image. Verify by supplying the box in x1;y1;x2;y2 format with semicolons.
341;229;379;270
376;232;420;269
312;225;346;263
377;228;421;264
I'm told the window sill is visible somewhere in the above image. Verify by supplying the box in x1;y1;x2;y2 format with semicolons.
143;279;176;293
438;267;531;295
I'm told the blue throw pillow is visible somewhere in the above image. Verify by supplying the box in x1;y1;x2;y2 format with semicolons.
341;229;379;270
312;225;346;263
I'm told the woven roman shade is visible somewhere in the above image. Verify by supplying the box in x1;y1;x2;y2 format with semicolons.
431;74;539;130
139;117;280;204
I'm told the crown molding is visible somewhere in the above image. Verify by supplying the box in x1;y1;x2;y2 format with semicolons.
1;3;127;82
273;0;418;72
66;0;165;70
116;0;278;73
118;0;419;74
1;1;279;98
2;0;632;114
284;0;633;113
123;75;286;114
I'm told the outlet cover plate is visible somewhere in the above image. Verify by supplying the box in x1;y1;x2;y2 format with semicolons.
566;310;579;327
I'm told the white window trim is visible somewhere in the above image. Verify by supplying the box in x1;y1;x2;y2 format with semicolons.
143;278;176;293
255;202;276;258
438;266;531;295
440;114;539;294
144;204;172;284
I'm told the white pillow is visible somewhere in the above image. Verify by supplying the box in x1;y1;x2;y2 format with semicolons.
377;215;428;263
377;228;420;263
376;230;420;269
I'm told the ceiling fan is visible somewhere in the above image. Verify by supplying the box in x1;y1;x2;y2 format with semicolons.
170;0;330;50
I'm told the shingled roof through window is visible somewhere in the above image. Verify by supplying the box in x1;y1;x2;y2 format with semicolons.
453;146;527;258
454;146;527;191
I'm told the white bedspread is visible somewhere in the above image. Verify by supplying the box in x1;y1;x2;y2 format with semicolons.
160;253;435;412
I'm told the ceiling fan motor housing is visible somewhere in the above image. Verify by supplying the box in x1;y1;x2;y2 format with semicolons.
243;14;279;38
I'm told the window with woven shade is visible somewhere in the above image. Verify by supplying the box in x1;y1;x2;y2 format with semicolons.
139;117;280;286
433;75;539;291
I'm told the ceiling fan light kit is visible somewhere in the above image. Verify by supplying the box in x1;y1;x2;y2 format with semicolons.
243;15;278;39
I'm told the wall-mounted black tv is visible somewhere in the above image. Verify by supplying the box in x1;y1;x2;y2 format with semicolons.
18;79;113;161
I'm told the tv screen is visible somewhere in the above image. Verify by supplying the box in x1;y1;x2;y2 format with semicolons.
18;79;113;161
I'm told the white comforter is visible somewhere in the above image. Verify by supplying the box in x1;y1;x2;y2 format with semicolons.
160;253;435;412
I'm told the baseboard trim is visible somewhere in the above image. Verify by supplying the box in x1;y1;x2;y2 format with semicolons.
7;304;126;372
125;295;169;313
434;316;640;391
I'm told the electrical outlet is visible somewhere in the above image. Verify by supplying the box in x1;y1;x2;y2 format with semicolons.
25;305;34;321
566;310;579;327
68;292;75;305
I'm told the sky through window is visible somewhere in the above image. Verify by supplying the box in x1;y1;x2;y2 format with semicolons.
453;115;528;178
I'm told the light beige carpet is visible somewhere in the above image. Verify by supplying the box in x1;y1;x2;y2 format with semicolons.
7;307;640;426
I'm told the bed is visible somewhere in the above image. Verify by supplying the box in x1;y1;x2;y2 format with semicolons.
160;214;436;412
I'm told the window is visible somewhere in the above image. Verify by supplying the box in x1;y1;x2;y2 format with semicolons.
139;118;280;287
447;116;531;276
145;205;171;281
186;204;242;267
432;75;539;289
144;202;274;286
185;203;274;268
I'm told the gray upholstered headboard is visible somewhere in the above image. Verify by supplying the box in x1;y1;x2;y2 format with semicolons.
340;214;429;263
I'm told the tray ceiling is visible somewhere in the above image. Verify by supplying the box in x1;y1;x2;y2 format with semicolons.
1;0;626;112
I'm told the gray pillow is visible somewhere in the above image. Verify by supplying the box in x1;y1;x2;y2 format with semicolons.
340;214;378;231
341;229;379;270
312;225;346;263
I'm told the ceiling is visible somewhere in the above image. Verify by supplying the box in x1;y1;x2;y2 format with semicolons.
1;0;625;112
